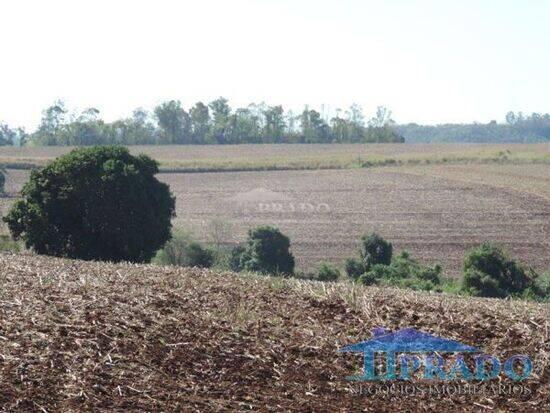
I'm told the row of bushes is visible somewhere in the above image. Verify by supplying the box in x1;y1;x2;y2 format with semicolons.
342;233;548;300
155;226;549;302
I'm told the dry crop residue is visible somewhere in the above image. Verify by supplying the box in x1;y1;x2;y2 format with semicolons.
0;253;548;412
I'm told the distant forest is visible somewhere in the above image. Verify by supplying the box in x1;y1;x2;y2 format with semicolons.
1;99;549;146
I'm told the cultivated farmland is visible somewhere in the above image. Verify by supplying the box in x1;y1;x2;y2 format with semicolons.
1;143;549;171
0;253;547;412
2;159;549;276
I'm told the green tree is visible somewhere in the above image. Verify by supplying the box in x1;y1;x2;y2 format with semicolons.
462;243;535;298
231;108;262;143
66;107;107;145
3;146;175;262
154;100;191;144
0;123;17;146
360;233;393;270
262;105;286;143
239;225;295;275
31;100;69;145
209;97;232;144
189;102;211;143
368;106;393;128
110;109;156;145
299;108;331;143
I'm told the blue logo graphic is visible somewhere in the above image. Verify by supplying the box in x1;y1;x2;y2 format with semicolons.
339;328;532;382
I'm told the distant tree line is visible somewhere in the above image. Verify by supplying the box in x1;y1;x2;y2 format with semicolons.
2;102;549;146
0;99;403;146
397;112;550;143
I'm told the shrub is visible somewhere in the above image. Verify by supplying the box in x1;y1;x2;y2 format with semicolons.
317;262;340;282
0;234;21;252
535;271;550;297
360;264;397;285
461;243;535;298
524;271;550;301
360;233;392;270
185;242;215;268
344;257;365;280
3;146;175;262
359;250;442;291
154;230;193;266
240;225;295;275
228;245;247;272
154;231;214;268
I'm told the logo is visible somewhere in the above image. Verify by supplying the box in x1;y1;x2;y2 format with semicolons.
225;188;330;214
339;328;532;382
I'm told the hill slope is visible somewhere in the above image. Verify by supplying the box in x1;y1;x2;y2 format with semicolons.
0;253;548;412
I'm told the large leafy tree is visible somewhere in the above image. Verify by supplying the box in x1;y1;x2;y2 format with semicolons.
32;100;69;145
189;102;211;143
110;109;156;145
154;100;192;144
262;105;286;143
208;97;232;143
299;108;331;143
4;146;175;262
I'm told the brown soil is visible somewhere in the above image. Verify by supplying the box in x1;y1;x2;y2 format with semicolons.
0;253;547;412
2;167;549;277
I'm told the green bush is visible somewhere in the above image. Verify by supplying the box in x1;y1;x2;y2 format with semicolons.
185;242;215;268
360;264;397;285
3;146;175;262
0;234;21;252
344;257;365;280
154;231;214;268
534;272;550;297
317;262;340;282
461;243;535;298
523;271;550;301
228;245;247;272
154;230;193;266
359;250;442;291
238;226;295;275
360;233;393;270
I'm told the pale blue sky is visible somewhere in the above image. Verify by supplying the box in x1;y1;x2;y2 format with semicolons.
1;0;548;129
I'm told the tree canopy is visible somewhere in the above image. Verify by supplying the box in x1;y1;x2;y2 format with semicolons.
3;146;175;262
2;100;549;146
4;100;404;146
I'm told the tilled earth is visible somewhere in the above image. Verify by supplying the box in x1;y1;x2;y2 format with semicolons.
162;168;550;276
2;167;549;277
0;253;548;412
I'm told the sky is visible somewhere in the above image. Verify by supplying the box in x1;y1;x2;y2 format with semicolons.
1;0;549;130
